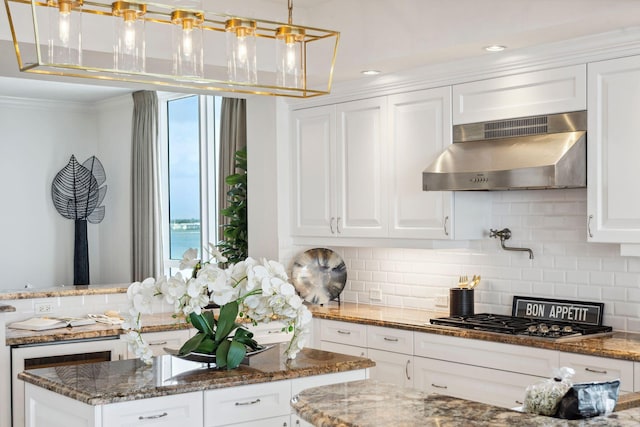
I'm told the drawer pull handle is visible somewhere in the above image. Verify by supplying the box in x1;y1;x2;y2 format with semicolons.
330;217;336;234
585;367;608;374
405;360;411;380
431;383;447;389
149;341;168;346
515;400;523;405
337;330;351;335
235;398;261;406
138;412;168;420
383;337;399;342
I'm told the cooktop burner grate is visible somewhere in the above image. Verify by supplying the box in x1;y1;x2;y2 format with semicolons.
429;313;613;339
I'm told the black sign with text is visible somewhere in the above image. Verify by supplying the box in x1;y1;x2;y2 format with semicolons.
512;296;604;326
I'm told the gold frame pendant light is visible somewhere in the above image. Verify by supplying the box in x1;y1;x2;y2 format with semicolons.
4;0;340;98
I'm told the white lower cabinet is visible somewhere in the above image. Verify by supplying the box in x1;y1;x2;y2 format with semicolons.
320;340;367;357
413;357;539;408
368;349;413;388
131;329;193;358
204;381;291;427
103;392;203;426
25;369;368;427
559;352;634;392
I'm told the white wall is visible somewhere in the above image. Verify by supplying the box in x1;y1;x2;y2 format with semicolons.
0;98;100;288
0;95;133;290
327;188;640;332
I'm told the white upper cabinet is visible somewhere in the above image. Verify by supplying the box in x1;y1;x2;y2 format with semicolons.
388;88;452;239
452;64;587;124
587;55;640;250
291;98;387;238
291;88;489;243
291;105;335;237
335;98;389;237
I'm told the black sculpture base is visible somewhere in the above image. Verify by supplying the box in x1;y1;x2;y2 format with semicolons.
74;219;90;285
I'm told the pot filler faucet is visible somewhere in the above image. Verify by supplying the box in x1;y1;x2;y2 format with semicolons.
489;228;534;259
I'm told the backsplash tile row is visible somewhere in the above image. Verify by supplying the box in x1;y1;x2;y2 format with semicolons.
324;189;640;332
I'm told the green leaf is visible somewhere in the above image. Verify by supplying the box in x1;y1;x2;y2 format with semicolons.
189;312;212;335
202;310;216;329
215;301;239;342
232;328;259;350
179;333;205;355
227;340;247;369
215;339;231;368
195;336;216;354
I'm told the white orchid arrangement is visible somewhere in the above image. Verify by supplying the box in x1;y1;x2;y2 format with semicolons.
123;245;312;368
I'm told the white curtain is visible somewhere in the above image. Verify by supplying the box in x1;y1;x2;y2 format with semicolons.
217;97;247;241
131;91;163;281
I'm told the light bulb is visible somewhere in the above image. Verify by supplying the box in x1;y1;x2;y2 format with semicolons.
285;42;297;72
123;12;136;52
182;28;192;57
58;9;70;45
171;11;203;78
236;35;247;63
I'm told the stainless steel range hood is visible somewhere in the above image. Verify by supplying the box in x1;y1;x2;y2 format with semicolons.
423;111;587;191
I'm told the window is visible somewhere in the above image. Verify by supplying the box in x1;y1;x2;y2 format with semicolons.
159;94;222;272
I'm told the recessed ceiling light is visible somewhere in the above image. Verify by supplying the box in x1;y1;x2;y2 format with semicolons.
484;45;506;52
361;70;381;76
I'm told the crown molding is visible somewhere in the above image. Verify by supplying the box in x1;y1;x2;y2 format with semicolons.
0;95;95;111
287;26;640;109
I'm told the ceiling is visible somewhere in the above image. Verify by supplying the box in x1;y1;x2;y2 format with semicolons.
2;0;640;102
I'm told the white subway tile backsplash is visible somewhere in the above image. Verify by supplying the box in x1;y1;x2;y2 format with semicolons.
327;189;640;332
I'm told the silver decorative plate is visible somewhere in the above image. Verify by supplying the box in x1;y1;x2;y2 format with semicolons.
164;344;274;364
291;248;347;305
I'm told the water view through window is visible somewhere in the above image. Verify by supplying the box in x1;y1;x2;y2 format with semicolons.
168;96;201;259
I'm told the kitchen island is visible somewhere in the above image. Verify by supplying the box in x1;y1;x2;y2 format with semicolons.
291;379;640;426
18;343;374;427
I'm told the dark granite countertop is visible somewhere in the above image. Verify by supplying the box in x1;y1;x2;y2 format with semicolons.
18;344;375;405
0;284;128;300
0;304;16;313
309;303;640;362
291;380;640;427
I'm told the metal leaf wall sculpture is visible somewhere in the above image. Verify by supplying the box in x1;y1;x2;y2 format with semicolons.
51;155;107;285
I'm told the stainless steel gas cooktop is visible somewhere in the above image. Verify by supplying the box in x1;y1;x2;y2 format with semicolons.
430;296;613;341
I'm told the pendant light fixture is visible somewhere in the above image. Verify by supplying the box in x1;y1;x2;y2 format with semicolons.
171;10;204;78
5;0;340;98
275;0;305;89
47;0;83;65
225;18;257;84
112;1;146;72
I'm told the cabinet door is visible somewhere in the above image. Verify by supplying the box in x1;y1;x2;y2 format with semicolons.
335;98;388;237
291;106;335;237
388;88;453;239
587;56;640;243
453;64;586;124
368;348;413;388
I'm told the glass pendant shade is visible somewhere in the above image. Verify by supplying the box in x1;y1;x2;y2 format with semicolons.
47;0;82;65
171;11;204;78
225;18;257;84
275;26;305;88
112;1;146;72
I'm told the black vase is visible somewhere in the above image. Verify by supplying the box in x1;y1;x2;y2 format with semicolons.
74;219;90;285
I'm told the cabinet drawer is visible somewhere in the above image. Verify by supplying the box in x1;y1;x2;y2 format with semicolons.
102;392;203;426
559;352;633;392
367;325;413;354
415;332;558;377
320;320;367;347
224;414;291;427
320;340;367;358
204;380;291;426
413;357;541;409
140;329;192;357
292;369;368;395
246;321;291;344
